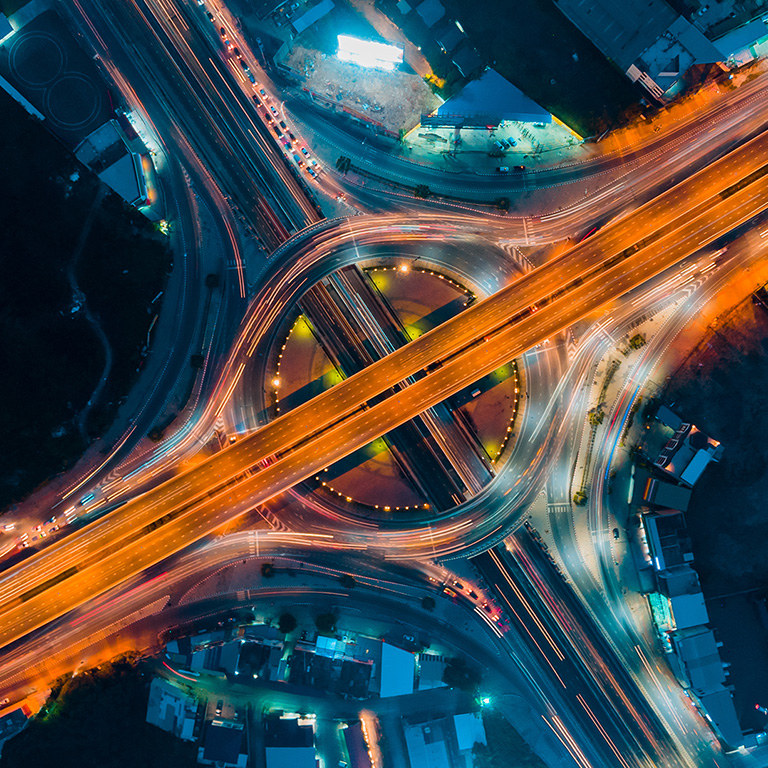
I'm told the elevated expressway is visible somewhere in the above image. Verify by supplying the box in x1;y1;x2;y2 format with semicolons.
2;131;768;652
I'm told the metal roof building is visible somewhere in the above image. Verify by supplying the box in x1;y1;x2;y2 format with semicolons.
426;68;550;128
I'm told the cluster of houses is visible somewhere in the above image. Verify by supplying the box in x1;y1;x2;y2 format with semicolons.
634;405;744;747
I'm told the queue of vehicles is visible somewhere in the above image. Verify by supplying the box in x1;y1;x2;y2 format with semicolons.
206;4;321;181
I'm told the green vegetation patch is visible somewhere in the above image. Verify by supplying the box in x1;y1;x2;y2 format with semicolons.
474;711;547;768
77;194;172;437
663;298;768;593
0;91;170;509
0;658;196;768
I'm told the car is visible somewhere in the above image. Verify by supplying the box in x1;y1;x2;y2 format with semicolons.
219;26;226;36
3;523;14;531
206;11;214;20
697;4;709;15
252;95;262;106
494;140;505;151
307;167;317;178
497;166;509;173
283;141;292;150
0;698;8;706
215;700;223;715
513;165;525;171
273;126;283;138
33;524;42;532
229;435;237;444
288;131;297;143
442;587;456;598
259;88;267;97
469;590;478;599
224;39;234;51
270;106;278;116
507;137;517;146
613;528;620;540
233;47;241;57
240;59;248;69
403;634;415;643
310;158;318;167
301;147;309;156
471;388;481;397
293;153;304;166
279;120;287;129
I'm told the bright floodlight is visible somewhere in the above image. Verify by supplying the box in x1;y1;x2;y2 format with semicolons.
337;35;403;71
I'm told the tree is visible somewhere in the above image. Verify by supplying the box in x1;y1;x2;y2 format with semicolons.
205;273;220;289
573;490;588;506
278;612;297;634
421;595;436;612
442;656;482;693
414;184;432;199
190;353;204;369
494;197;511;211
336;156;351;173
588;409;605;427
629;333;646;350
261;562;275;578
339;574;356;589
315;612;337;634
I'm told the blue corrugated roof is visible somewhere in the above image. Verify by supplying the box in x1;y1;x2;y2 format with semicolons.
715;19;768;58
436;68;550;125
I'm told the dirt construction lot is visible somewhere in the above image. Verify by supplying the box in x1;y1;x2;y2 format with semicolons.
285;44;440;133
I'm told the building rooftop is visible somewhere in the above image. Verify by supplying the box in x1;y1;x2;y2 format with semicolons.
644;509;694;570
380;642;415;697
343;722;372;768
415;0;445;28
715;19;768;62
0;708;28;756
292;0;335;35
671;626;725;692
656;405;684;431
655;422;722;487
404;718;451;768
643;478;692;513
418;653;448;690
432;68;550;127
453;712;486;752
265;717;315;768
145;677;197;741
434;23;464;54
0;13;12;40
698;688;743;747
555;0;676;70
451;46;483;78
202;720;246;767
